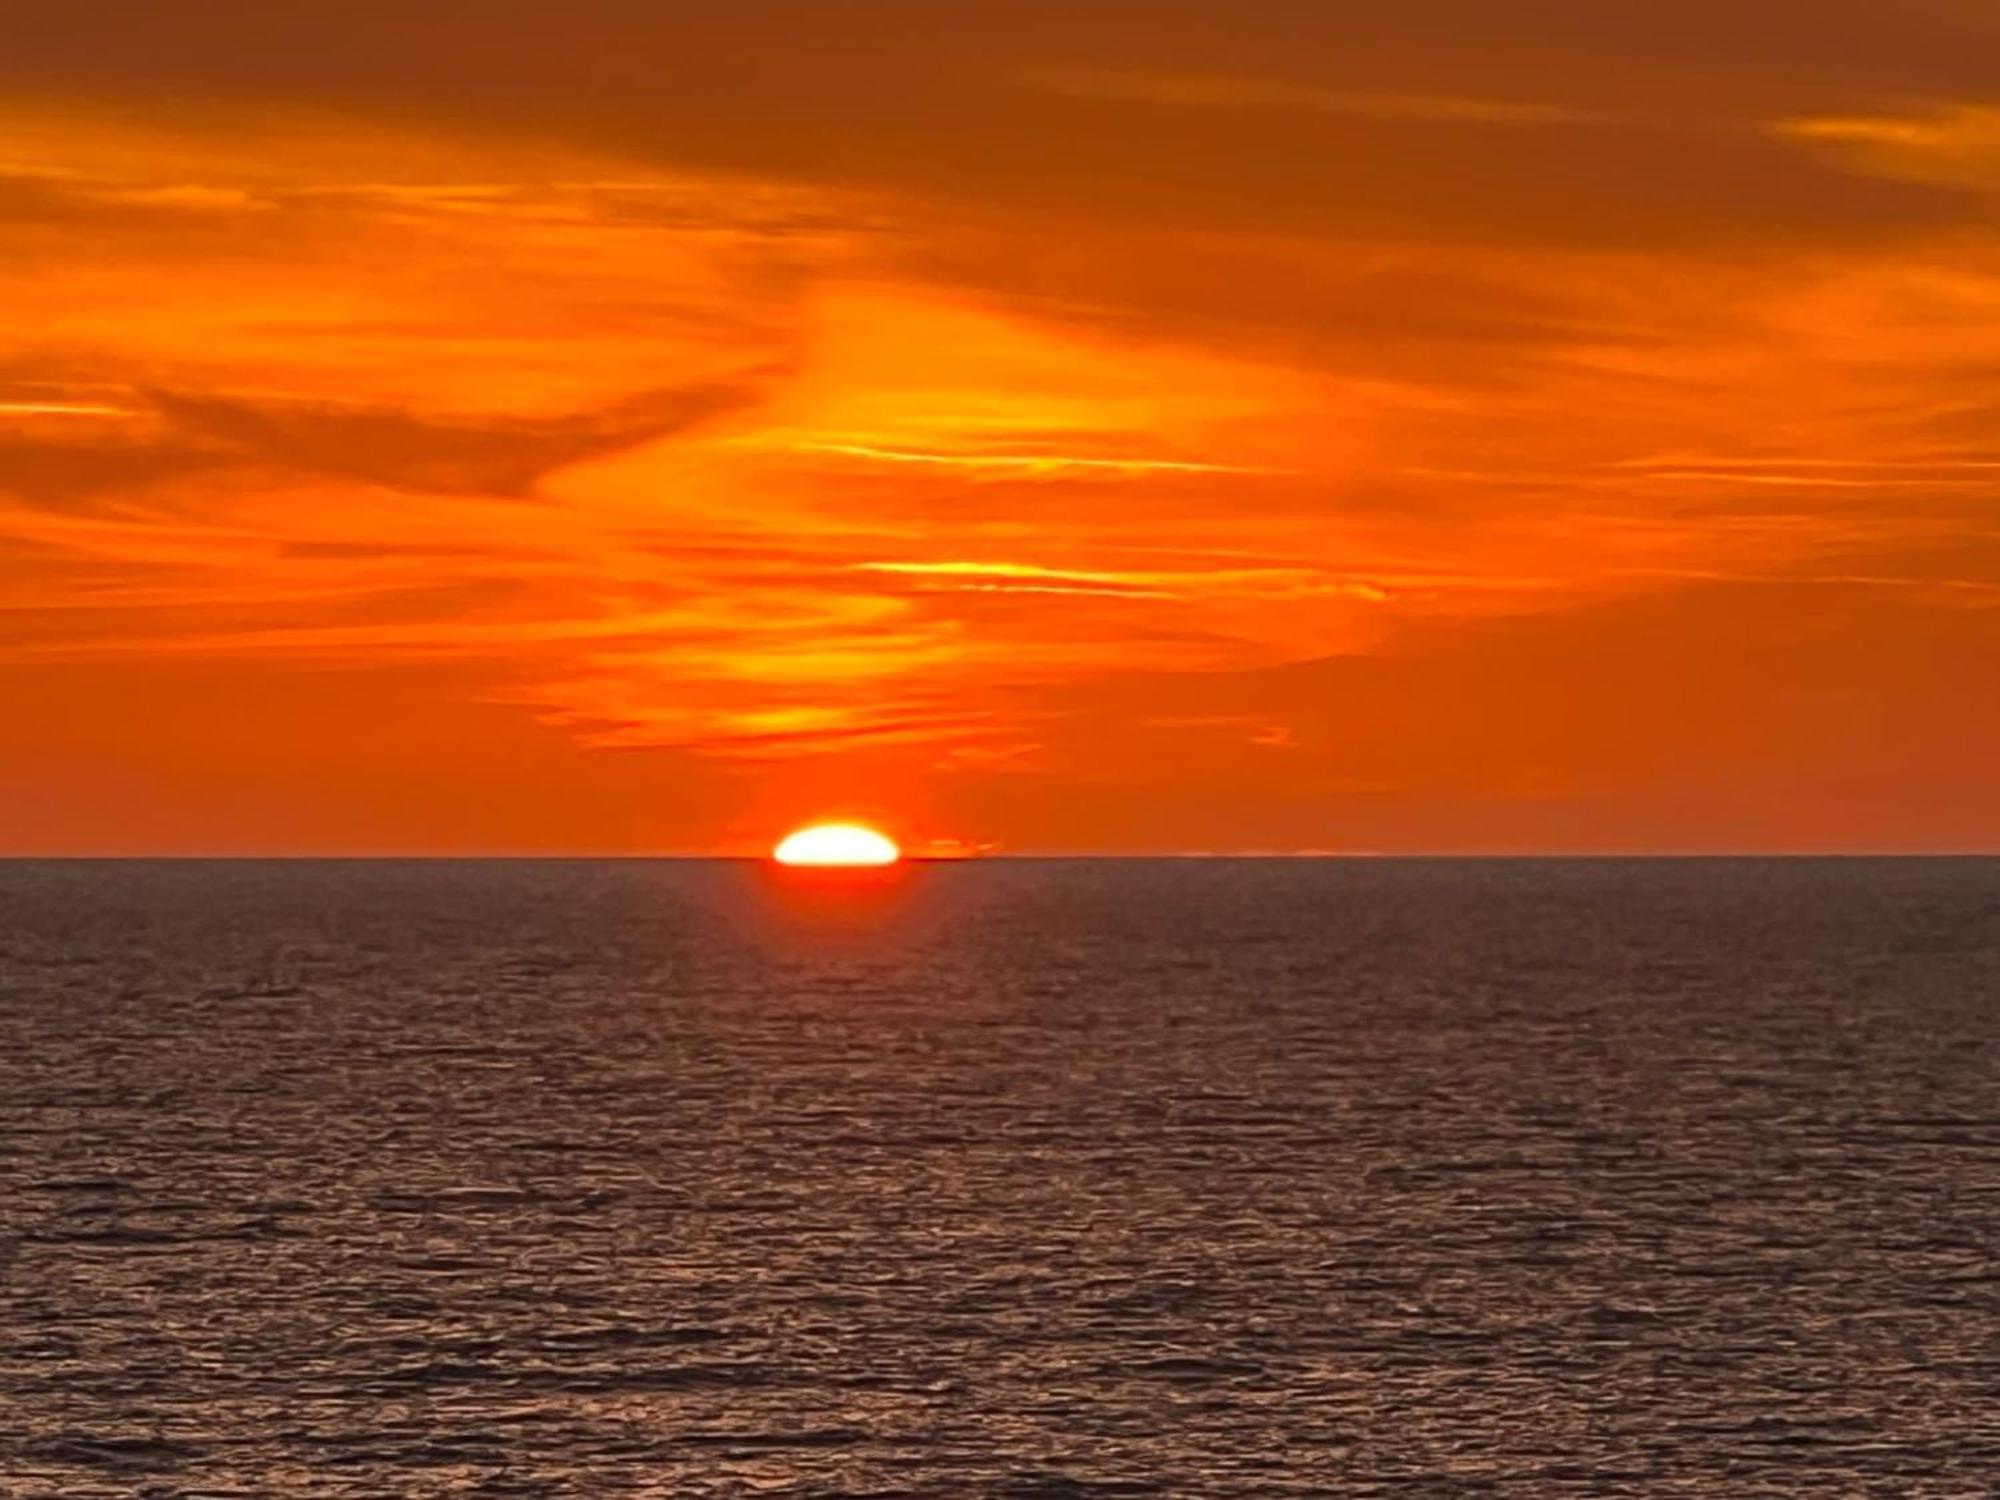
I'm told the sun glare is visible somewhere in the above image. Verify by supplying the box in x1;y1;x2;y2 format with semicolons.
772;823;902;867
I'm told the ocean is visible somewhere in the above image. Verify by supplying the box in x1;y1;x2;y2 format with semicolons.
2;857;1995;1495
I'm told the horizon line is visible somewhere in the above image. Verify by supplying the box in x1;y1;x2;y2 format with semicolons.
1;851;1993;862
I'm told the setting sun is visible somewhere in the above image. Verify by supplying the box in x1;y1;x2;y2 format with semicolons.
772;823;902;867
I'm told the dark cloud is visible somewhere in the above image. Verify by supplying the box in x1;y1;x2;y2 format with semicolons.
1;2;1992;247
0;435;225;508
889;234;1638;383
144;373;774;496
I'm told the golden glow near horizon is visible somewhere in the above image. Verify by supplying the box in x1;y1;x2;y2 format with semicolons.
773;824;902;867
0;5;1996;854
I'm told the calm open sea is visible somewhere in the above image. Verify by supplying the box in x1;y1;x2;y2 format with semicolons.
2;858;1995;1496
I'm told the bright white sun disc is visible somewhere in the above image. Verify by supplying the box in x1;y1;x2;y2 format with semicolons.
772;823;901;866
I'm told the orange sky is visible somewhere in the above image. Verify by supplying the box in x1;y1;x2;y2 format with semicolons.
2;2;1996;853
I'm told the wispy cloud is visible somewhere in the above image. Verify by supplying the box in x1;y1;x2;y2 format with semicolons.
768;440;1287;478
0;396;137;419
1777;104;2000;188
1023;64;1605;127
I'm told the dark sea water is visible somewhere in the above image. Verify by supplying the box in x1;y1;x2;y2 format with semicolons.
2;858;1995;1497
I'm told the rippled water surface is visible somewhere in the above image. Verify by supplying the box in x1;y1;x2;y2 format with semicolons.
3;858;1996;1496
